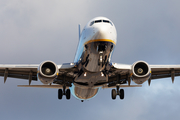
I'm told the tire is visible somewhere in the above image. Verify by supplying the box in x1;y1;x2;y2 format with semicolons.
111;89;116;100
58;89;63;99
120;89;124;100
66;89;71;100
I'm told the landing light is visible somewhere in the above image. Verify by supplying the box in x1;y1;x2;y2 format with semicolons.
84;72;87;77
101;72;104;76
100;56;103;62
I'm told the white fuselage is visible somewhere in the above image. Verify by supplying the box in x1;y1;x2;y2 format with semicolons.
71;17;117;100
74;17;117;66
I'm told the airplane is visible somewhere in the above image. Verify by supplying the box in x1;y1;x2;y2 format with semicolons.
1;16;180;102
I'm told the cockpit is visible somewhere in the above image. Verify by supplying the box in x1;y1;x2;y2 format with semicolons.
90;19;113;26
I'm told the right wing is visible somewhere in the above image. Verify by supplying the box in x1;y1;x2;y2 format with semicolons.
0;62;78;86
18;85;69;89
0;64;39;83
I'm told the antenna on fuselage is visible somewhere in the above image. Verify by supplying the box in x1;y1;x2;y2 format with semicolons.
78;24;81;40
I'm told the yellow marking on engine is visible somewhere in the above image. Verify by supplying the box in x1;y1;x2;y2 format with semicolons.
129;73;133;77
84;39;116;45
57;73;59;76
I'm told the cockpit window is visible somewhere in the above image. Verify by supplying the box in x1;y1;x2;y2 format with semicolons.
95;20;102;23
90;20;102;26
103;20;109;23
90;19;113;26
103;20;113;26
90;21;95;26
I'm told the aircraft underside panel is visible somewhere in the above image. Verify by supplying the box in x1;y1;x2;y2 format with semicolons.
70;84;99;100
81;41;114;72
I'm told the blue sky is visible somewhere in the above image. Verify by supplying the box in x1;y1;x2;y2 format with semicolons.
0;0;180;120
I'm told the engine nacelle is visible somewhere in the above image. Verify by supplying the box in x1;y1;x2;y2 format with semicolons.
38;61;59;84
131;61;151;84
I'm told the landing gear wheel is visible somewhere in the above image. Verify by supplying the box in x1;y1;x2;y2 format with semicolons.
119;89;124;100
66;89;71;100
111;89;116;100
58;89;63;99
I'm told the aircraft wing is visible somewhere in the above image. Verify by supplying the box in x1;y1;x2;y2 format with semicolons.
18;85;69;89
108;62;180;86
1;61;180;87
0;64;39;83
108;63;131;86
149;65;180;80
0;63;78;85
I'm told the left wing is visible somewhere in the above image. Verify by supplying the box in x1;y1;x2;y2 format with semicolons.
108;62;180;87
149;65;180;84
108;63;132;87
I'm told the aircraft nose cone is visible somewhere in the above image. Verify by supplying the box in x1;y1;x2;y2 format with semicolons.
93;25;112;40
97;26;109;38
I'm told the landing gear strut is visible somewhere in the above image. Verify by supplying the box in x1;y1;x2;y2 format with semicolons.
111;86;124;100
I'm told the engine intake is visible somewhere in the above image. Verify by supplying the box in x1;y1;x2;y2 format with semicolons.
38;61;59;84
134;62;149;76
41;62;56;76
131;61;151;84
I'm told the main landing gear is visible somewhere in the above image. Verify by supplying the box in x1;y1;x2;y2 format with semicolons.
58;87;71;100
111;86;124;100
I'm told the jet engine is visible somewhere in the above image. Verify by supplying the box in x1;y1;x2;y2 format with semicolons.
131;61;151;84
38;61;59;84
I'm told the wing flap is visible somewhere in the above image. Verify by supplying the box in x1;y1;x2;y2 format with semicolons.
102;84;142;89
17;85;69;89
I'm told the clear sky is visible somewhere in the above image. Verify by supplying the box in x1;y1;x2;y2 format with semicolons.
0;0;180;120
